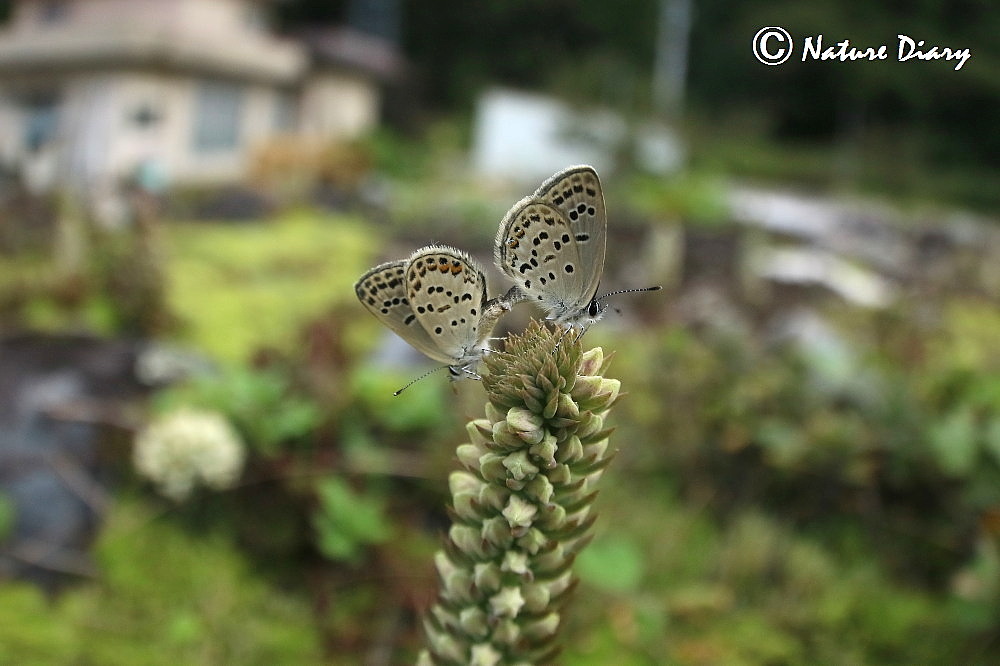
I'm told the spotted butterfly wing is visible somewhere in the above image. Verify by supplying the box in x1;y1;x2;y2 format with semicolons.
404;245;495;370
494;165;607;328
354;260;457;365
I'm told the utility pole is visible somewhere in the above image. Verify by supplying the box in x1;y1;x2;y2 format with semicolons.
652;0;691;120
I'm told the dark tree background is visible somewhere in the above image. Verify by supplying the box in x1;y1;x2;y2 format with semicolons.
277;0;997;179
0;1;993;202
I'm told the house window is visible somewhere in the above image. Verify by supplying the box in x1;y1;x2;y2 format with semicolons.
130;104;162;130
39;0;70;24
192;81;244;153
273;94;298;133
245;5;267;31
23;95;60;152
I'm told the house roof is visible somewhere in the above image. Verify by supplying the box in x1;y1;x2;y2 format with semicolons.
300;28;405;82
0;27;306;83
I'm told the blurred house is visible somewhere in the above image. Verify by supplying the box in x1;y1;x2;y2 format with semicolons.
0;0;402;193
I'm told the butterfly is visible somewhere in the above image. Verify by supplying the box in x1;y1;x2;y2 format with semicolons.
494;165;660;334
355;245;511;392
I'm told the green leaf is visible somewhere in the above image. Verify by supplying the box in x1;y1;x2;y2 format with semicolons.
352;365;449;431
928;408;978;476
575;534;645;592
755;418;808;469
984;416;1000;467
0;493;13;541
312;477;391;563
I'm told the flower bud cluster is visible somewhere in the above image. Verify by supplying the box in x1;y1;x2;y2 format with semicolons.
133;407;245;501
419;321;620;665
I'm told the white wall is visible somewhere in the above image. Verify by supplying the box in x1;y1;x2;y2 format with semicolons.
300;72;379;140
10;0;262;36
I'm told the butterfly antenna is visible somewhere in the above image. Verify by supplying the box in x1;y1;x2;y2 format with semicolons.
393;365;450;396
596;285;662;303
552;324;582;352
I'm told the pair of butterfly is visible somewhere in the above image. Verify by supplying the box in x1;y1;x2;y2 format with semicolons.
354;165;659;393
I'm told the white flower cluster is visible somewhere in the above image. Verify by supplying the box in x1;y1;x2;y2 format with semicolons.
133;408;245;501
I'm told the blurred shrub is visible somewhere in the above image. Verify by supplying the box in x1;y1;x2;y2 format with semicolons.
610;298;1000;597
154;366;320;458
622;172;729;227
349;364;452;434
312;477;392;564
0;498;322;664
0;492;13;541
166;212;375;363
576;534;646;593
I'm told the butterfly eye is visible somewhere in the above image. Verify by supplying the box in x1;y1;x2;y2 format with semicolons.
588;300;600;317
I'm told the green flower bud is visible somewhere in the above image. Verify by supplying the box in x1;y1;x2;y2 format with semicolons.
489;586;526;618
478;452;508;483
502;493;538;531
524;474;554;504
470;642;502;666
441;566;473;604
467;419;494;447
548;463;571;484
457;442;486;470
450;471;483;497
556;391;580;419
538;502;567;530
515;527;547;555
570;374;604;401
459;607;489;638
521;581;551;612
502;450;539;481
501;550;530;576
450;524;484;559
522;612;561;641
492;618;520;646
528;432;559;468
556;434;584;464
453;490;480;521
546;571;574;598
478;483;509;512
542;390;560;419
474;561;502;594
579;378;621;412
506;407;544;436
434;551;456;581
578;347;604;376
481;515;514;549
425;626;465;663
492;421;526;450
485;402;506;425
575;411;605;439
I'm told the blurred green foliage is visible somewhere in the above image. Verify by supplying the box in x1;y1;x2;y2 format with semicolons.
576;534;646;593
154;366;321;458
604;297;1000;596
622;171;730;227
1;110;996;660
312;477;392;563
166;210;376;362
0;497;322;665
349;364;452;433
563;488;997;664
0;492;13;541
